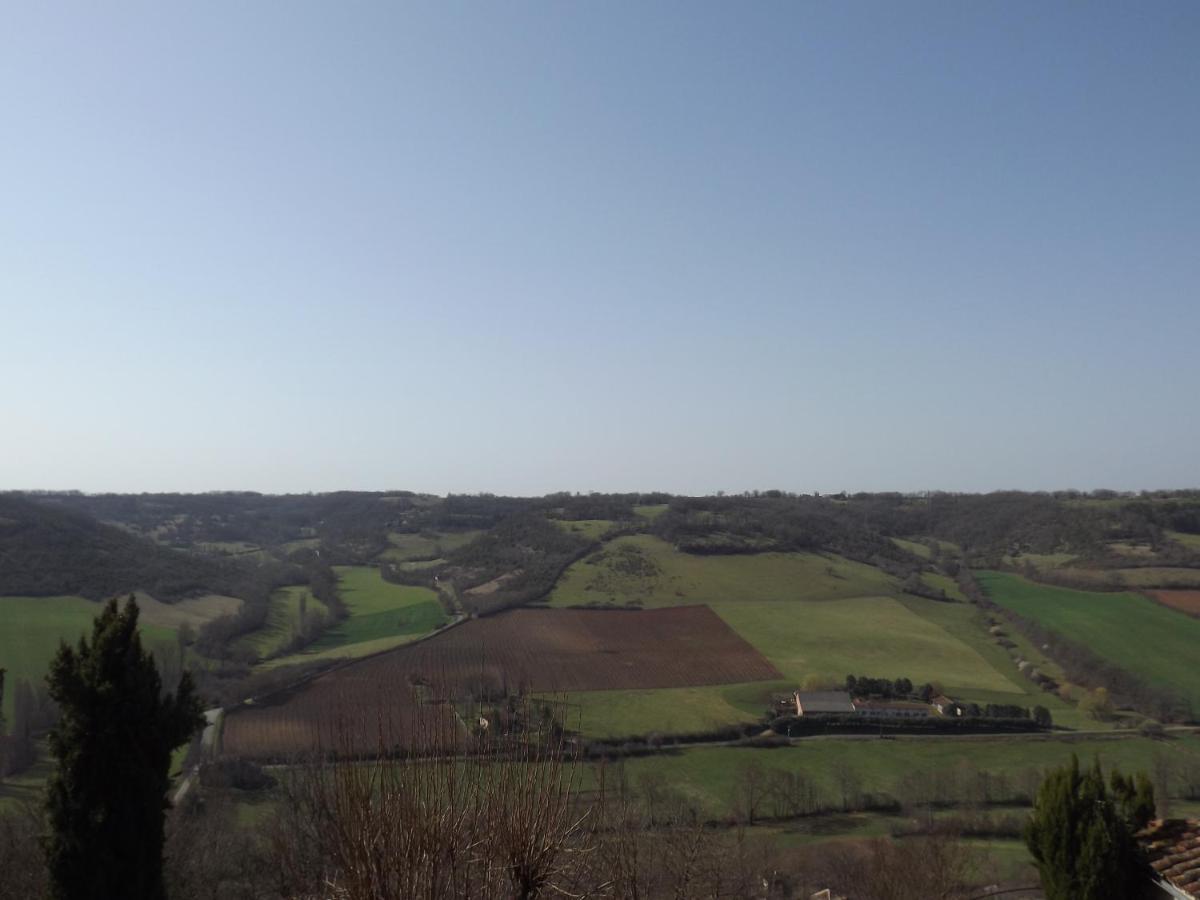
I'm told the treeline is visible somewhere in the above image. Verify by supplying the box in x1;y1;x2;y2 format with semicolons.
651;494;906;563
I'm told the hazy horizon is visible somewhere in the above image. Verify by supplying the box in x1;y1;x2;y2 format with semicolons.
3;3;1197;496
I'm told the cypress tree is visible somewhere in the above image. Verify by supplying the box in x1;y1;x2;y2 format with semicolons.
43;595;204;900
1024;755;1150;900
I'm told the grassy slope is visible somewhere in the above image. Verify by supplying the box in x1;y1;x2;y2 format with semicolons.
978;571;1200;709
0;596;175;724
893;594;1092;730
1171;531;1200;552
712;595;1022;695
234;586;330;660
553;520;615;541
890;537;931;559
920;572;966;602
265;566;446;667
595;734;1200;819
547;535;899;608
564;682;772;739
377;531;479;563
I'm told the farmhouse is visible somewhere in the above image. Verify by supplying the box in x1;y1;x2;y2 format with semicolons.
851;699;931;718
1140;819;1200;899
793;691;855;716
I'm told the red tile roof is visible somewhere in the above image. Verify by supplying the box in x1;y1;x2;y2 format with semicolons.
1140;819;1200;895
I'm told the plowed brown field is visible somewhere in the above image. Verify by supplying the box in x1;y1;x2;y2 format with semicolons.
1148;590;1200;617
222;605;779;759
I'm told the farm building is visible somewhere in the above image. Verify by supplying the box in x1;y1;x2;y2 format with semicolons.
852;699;932;718
931;694;962;716
793;691;855;716
1140;819;1200;899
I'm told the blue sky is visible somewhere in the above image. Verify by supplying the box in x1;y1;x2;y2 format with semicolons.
1;2;1196;495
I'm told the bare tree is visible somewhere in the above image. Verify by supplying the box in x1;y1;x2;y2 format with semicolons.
731;761;770;824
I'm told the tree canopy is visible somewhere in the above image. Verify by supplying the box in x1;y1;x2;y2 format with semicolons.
1024;755;1154;900
44;596;204;900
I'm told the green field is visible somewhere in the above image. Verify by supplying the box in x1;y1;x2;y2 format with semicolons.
920;572;967;602
633;504;669;520
553;519;616;541
266;566;447;667
978;571;1200;709
893;593;1091;730
377;531;479;563
562;683;770;739
712;594;1024;697
890;537;932;559
0;596;175;724
595;733;1200;819
1170;531;1200;552
547;535;899;608
234;586;330;660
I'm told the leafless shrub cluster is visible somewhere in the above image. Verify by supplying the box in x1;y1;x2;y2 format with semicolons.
813;828;983;900
0;802;48;900
266;703;601;899
262;703;823;899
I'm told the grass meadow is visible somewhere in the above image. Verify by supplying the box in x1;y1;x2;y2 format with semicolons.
377;530;479;563
977;571;1200;709
553;519;616;541
265;566;446;667
0;596;176;724
592;732;1200;819
1170;531;1200;552
547;535;900;608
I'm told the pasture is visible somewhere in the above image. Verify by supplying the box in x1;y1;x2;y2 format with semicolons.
890;537;931;559
265;566;446;667
599;733;1200;819
563;682;768;739
1171;531;1200;552
977;571;1200;710
553;519;615;541
377;530;479;563
0;595;192;723
711;595;1024;698
546;535;899;608
222;605;779;758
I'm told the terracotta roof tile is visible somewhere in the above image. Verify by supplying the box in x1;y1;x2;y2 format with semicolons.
1139;819;1200;895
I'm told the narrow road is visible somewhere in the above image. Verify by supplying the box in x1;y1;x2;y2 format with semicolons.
170;708;223;806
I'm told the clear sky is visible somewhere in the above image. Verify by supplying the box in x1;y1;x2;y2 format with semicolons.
2;2;1197;496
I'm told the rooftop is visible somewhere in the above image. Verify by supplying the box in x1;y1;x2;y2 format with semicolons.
1140;819;1200;897
794;690;855;713
852;699;931;711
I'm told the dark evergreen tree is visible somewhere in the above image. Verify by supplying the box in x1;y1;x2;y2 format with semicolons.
43;595;204;900
1032;705;1053;728
1024;755;1150;900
